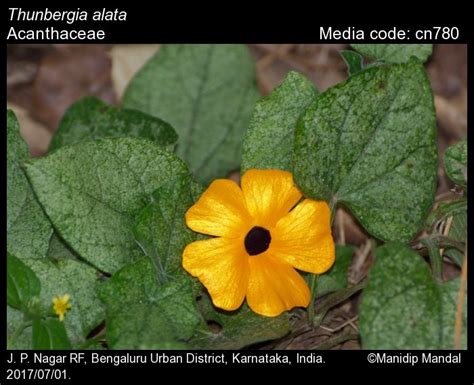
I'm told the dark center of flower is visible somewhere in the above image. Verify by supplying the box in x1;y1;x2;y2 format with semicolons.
244;226;271;256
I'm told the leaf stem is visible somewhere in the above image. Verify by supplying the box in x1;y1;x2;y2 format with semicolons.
411;235;465;252
329;198;337;226
308;197;338;326
420;237;444;283
312;281;367;328
307;275;318;325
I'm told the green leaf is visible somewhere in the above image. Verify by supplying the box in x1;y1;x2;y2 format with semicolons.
294;59;437;242
123;44;260;183
80;338;106;350
447;208;467;243
445;248;465;268
133;174;196;284
307;245;354;326
426;198;467;229
443;206;467;267
340;50;364;76
47;232;81;261
49;97;178;151
360;242;467;349
24;137;190;273
311;282;365;328
7;306;32;349
191;294;290;349
444;139;467;187
137;341;188;349
241;71;317;173
7;253;41;309
313;245;353;297
351;44;433;63
99;258;201;349
420;236;443;282
24;258;104;347
440;277;467;349
7;110;52;259
32;318;72;349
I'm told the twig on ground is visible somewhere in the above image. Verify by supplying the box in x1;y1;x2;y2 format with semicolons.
454;245;467;349
350;239;372;284
311;332;359;350
439;215;454;257
320;316;358;333
337;209;346;245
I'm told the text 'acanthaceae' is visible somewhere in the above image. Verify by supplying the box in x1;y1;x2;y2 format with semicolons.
182;169;335;317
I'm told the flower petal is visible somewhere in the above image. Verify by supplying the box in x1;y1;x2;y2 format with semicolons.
185;179;252;238
241;169;302;228
247;253;310;317
270;199;335;274
182;237;248;311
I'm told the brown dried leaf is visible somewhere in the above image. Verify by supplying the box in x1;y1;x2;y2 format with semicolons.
109;44;160;100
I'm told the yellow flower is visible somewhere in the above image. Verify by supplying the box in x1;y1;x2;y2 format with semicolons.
183;169;335;317
52;294;71;321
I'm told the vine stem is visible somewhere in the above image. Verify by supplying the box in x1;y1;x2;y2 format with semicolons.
307;276;317;325
329;198;337;226
307;197;338;325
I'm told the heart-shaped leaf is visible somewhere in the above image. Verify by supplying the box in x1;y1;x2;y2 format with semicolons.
123;44;260;183
32;318;72;349
47;233;81;261
7;253;41;309
294;59;437;242
7;110;52;260
191;294;290;349
359;242;467;349
25;258;104;347
133;174;196;284
340;50;364;76
99;258;201;349
49;97;178;151
352;44;433;63
7;306;32;349
444;139;467;187
25;138;190;273
241;71;317;173
312;245;353;297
